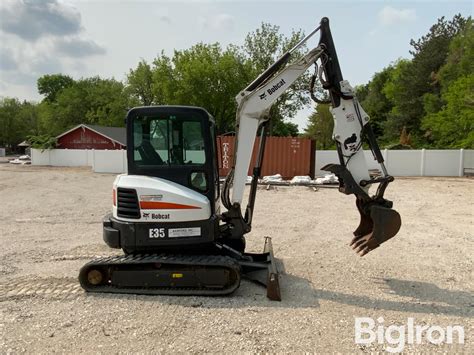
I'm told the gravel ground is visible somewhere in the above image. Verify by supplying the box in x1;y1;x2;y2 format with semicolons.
0;164;472;353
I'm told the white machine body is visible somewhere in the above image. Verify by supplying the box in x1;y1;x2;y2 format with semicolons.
113;174;211;223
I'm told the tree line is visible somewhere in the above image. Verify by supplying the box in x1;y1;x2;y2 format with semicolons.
0;23;306;151
0;14;472;152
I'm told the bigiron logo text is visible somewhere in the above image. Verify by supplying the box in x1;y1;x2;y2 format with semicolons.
355;317;465;353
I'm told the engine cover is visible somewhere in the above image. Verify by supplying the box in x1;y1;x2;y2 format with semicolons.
113;174;211;223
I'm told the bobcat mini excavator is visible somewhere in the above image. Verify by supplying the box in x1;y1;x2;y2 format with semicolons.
79;18;401;300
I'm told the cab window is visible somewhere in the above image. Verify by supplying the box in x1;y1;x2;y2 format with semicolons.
133;114;206;166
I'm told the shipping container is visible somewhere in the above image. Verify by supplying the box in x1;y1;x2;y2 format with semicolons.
217;136;315;179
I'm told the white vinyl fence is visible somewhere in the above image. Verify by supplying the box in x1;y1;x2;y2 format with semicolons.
315;149;473;177
31;149;127;173
32;148;474;177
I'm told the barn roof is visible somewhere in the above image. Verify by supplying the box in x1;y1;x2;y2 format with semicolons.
56;124;126;146
18;140;31;147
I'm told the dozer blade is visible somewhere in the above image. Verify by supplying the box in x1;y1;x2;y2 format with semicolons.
240;237;281;301
351;202;401;257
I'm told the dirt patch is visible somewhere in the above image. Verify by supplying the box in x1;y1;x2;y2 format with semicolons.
0;164;473;353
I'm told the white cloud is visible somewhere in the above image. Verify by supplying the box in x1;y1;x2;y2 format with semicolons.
152;7;172;24
0;0;106;98
159;15;172;24
198;13;235;31
0;46;17;71
378;6;417;26
0;0;82;41
213;14;234;31
0;33;63;85
55;37;106;57
368;29;377;37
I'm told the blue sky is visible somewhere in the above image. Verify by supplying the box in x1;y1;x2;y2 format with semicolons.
0;0;472;130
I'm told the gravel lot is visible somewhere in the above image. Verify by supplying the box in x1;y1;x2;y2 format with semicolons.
1;164;472;353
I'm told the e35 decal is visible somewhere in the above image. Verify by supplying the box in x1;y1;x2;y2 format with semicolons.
149;228;165;238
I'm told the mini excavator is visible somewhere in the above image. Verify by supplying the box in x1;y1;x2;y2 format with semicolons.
79;18;401;300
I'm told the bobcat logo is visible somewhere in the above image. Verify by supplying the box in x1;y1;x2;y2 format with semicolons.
344;133;358;152
259;92;267;100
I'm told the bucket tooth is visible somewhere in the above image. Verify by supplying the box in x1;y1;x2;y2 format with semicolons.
351;202;401;256
351;233;379;256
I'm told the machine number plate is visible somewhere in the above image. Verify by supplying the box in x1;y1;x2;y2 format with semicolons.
168;227;201;238
149;228;165;238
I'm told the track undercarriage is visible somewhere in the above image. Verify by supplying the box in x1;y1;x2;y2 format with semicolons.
79;237;281;301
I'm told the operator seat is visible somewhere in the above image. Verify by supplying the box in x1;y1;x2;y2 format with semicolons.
138;139;164;165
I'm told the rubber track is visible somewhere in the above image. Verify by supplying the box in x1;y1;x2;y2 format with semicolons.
79;254;241;296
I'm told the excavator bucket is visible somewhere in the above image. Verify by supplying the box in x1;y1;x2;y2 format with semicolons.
351;200;401;256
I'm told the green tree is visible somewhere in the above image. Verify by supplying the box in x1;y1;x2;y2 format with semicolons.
436;18;474;87
40;77;136;135
0;98;23;150
421;20;474;148
304;103;334;149
151;52;177;105
383;15;470;144
358;65;395;139
243;23;308;136
422;75;474;148
144;43;252;133
37;74;74;103
0;98;41;151
127;60;155;105
27;134;57;150
354;84;369;103
17;101;41;137
272;120;299;137
81;77;135;127
131;23;310;136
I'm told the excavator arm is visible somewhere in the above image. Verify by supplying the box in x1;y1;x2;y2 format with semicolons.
222;17;401;256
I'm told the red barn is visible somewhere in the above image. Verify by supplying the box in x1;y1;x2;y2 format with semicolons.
56;124;126;150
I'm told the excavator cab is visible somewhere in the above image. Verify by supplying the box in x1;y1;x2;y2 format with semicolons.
80;105;281;299
127;106;220;210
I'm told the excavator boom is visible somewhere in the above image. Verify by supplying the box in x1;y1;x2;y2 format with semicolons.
222;17;401;256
